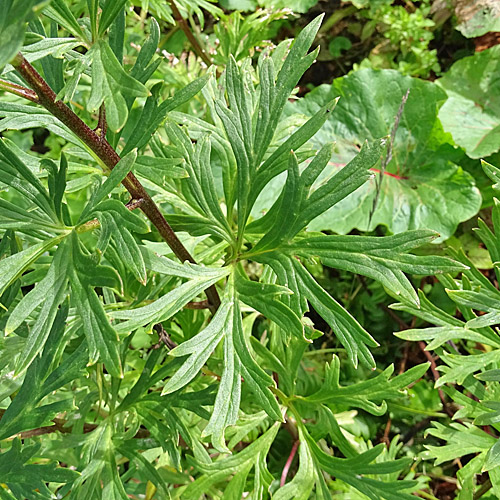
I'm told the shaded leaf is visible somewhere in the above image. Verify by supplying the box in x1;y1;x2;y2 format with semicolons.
438;45;500;159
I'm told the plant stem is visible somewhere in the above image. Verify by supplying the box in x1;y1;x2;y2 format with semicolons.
10;53;220;311
280;440;299;486
77;198;145;233
0;77;38;102
168;0;212;67
474;478;492;500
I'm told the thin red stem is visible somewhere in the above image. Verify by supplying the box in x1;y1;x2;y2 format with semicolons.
280;440;299;487
306;159;408;180
370;168;408;180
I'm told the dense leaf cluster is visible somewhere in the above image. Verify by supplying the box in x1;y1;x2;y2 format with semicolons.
1;1;499;499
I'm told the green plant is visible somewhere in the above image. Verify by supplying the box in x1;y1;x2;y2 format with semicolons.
257;68;482;241
393;160;500;499
219;0;319;14
0;2;466;499
438;45;500;160
346;0;440;78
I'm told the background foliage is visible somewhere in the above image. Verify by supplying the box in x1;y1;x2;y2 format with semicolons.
1;1;500;499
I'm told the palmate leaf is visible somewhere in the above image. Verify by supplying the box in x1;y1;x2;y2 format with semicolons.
302;356;429;415
256;252;378;368
0;439;79;498
288;230;467;305
0;9;472;500
181;423;280;498
88;40;149;132
247;139;384;252
211;15;323;237
249;99;336;210
67;231;122;376
163;276;282;452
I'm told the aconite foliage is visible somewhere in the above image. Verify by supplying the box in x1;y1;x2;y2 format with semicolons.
0;2;465;499
394;161;500;498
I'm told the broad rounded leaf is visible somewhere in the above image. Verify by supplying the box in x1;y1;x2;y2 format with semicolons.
438;45;500;159
277;69;481;241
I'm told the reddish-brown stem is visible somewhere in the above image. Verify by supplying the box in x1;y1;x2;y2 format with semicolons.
126;198;145;211
11;53;220;310
0;77;39;102
152;323;178;350
280;440;299;487
168;0;212;67
96;103;107;137
382;417;391;447
418;340;453;418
